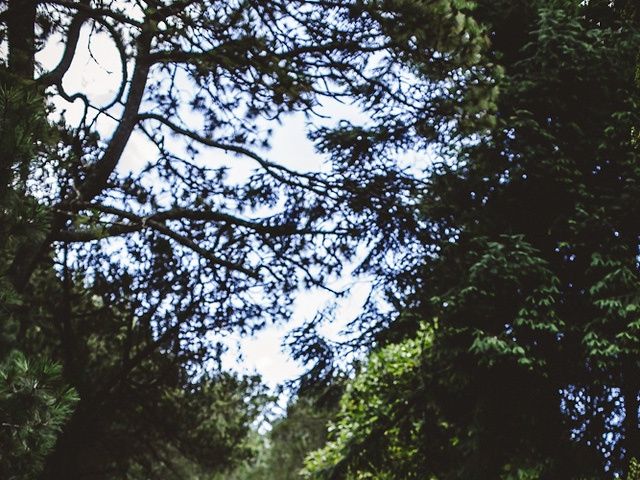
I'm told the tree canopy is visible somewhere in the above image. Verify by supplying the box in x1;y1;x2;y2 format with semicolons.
1;0;496;478
5;0;640;478
302;0;640;478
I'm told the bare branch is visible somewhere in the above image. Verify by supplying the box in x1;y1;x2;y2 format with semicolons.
37;6;89;87
83;15;129;111
60;203;261;278
43;0;143;27
53;223;140;242
137;112;283;167
54;200;350;242
72;30;153;202
136;112;331;192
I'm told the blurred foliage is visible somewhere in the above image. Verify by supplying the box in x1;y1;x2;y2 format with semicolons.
217;393;339;480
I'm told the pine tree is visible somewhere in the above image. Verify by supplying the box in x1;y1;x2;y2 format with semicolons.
0;76;78;480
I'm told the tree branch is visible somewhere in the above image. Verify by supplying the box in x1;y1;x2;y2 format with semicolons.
58;203;261;278
43;0;143;27
53;222;140;242
53;199;352;244
72;30;153;202
136;112;330;192
36;3;90;87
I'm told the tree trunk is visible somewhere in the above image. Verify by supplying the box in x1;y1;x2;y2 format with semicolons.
1;0;36;189
3;1;55;293
7;0;36;79
39;405;90;480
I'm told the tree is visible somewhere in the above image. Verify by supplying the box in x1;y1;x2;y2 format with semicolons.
266;394;339;480
304;0;640;478
0;79;78;480
1;0;495;478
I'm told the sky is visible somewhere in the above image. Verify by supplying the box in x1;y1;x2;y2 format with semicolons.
35;18;374;393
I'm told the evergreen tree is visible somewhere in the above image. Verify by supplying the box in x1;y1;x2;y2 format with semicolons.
0;352;78;480
0;72;78;480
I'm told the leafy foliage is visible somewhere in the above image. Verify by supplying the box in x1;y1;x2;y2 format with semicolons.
629;459;640;480
303;326;429;480
304;0;640;478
